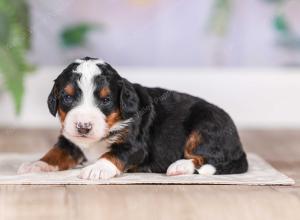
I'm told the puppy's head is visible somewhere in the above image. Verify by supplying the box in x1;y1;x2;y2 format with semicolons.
48;57;139;146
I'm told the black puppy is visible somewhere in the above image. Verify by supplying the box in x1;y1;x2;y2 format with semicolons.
18;57;248;179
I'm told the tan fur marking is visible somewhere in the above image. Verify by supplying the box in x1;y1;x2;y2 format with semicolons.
64;84;75;96
114;129;129;144
101;152;125;172
58;108;67;123
106;110;121;128
105;110;129;144
40;147;77;171
99;87;110;98
184;131;205;168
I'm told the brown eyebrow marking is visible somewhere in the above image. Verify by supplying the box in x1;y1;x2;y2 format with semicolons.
99;87;110;98
64;84;75;96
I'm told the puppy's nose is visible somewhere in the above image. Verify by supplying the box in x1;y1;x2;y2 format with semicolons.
76;122;92;135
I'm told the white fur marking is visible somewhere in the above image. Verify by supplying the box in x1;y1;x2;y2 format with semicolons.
197;164;216;175
109;118;133;133
17;161;58;174
107;118;133;144
75;60;101;107
166;159;195;176
78;158;120;180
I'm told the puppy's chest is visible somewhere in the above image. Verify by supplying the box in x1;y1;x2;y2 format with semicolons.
78;141;110;163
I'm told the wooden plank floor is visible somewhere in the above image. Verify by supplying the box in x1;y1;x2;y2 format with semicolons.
0;129;299;220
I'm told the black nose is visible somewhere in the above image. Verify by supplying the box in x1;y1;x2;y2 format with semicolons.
76;122;92;135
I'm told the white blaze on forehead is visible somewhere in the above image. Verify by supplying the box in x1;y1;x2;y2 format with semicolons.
73;59;104;106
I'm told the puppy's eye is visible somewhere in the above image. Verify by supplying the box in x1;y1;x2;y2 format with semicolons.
101;97;111;105
63;95;73;105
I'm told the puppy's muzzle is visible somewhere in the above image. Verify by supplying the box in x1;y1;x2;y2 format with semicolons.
76;122;93;135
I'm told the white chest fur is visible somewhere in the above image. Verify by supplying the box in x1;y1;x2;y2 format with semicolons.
78;140;110;164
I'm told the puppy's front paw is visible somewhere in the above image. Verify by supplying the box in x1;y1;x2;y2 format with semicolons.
17;161;58;174
78;159;120;180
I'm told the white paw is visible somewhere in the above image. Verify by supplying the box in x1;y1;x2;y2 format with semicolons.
197;164;216;175
166;159;195;176
17;161;58;174
78;159;120;180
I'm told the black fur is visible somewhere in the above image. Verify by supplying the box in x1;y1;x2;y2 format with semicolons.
119;79;140;119
56;135;86;164
47;85;58;116
47;62;80;116
112;85;248;174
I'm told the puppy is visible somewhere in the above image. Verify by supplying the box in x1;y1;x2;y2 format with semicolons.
18;57;248;179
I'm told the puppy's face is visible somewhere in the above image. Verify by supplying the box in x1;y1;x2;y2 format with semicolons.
47;57;138;146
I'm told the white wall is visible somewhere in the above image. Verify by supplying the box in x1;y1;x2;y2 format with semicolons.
0;67;300;129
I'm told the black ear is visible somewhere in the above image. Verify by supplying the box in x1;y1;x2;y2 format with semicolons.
120;79;139;119
47;82;58;117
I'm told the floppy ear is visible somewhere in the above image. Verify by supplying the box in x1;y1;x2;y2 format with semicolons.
47;82;58;117
120;79;139;119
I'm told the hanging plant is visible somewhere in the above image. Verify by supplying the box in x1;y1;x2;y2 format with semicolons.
60;23;102;48
0;0;33;114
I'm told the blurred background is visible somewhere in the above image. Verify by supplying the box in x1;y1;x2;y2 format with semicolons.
1;2;300;218
0;0;300;128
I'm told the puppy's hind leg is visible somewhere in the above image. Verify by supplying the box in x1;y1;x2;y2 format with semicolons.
166;130;216;176
166;159;195;176
166;131;204;176
196;164;216;175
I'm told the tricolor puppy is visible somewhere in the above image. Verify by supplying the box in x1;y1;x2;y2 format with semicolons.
18;57;248;179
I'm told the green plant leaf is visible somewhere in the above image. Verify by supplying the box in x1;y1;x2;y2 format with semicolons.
61;23;100;48
0;13;10;44
0;47;25;114
0;0;32;114
274;14;290;34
